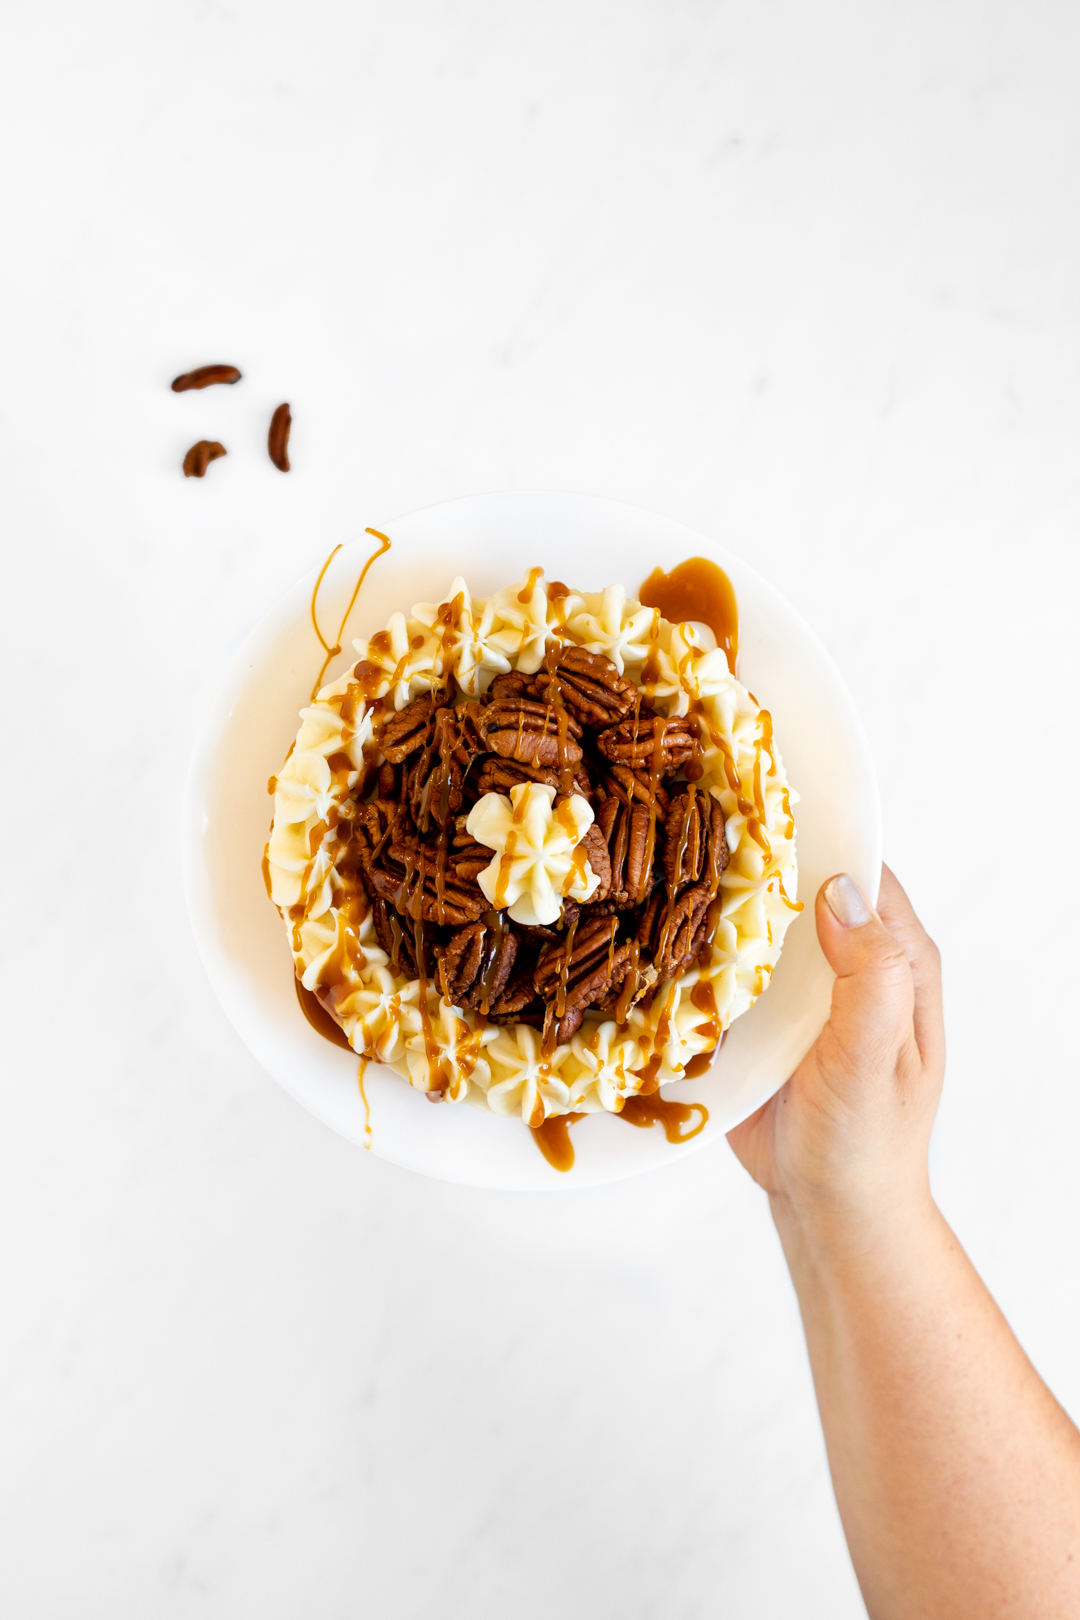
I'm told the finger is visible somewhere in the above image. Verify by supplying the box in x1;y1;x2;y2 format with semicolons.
815;875;914;1080
875;864;945;1071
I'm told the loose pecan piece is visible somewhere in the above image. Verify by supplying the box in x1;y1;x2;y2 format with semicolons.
596;712;697;772
268;402;291;472
379;680;455;763
641;882;713;981
436;919;518;1011
663;790;729;890
476;699;583;768
596;795;658;908
182;439;227;477
531;646;636;728
533;914;632;1013
171;363;241;392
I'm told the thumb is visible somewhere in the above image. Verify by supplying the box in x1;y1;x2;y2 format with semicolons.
814;874;914;1076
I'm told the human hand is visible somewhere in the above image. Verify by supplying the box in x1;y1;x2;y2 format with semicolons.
726;865;944;1231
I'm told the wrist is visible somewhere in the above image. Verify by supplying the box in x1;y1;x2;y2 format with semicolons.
769;1175;939;1273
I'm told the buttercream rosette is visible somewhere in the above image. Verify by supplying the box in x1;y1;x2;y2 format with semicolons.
266;571;800;1126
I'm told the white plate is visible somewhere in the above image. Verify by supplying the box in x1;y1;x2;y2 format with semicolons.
183;491;880;1190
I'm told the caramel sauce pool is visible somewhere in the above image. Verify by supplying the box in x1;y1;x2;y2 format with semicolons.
639;556;739;675
619;1091;709;1143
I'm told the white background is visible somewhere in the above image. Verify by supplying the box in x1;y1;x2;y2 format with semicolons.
2;2;1079;1616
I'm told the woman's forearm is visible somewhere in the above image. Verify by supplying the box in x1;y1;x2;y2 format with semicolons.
773;1193;1080;1620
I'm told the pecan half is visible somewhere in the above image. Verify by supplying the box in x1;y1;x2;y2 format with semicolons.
372;896;419;977
505;1000;584;1045
379;680;455;763
488;966;543;1019
596;795;658;908
473;756;592;798
663;790;729;891
436;919;518;1010
596;712;697;772
407;703;483;831
476;699;582;768
578;821;612;903
486;670;534;703
450;819;495;883
641;882;713;981
601;765;670;819
531;646;636;728
381;833;487;926
533;914;632;1013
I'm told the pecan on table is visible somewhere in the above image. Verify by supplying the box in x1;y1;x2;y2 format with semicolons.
531;646;636;728
533;914;632;1013
476;699;583;768
640;881;714;981
378;679;456;763
600;765;670;819
596;795;658;908
596;711;697;773
436;919;518;1011
663;790;730;891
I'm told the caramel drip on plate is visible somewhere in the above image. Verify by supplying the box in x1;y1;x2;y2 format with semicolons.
309;527;393;700
638;556;739;675
357;1057;372;1148
294;975;353;1050
531;1112;585;1171
618;1091;709;1143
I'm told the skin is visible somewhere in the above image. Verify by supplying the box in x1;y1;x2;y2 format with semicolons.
727;865;1080;1620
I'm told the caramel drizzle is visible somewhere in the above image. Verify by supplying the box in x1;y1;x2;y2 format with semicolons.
309;527;393;700
357;1058;372;1148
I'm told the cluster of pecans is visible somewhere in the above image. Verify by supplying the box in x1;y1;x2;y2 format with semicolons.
338;641;730;1048
171;364;291;478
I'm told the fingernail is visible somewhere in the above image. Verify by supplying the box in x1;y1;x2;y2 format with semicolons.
824;874;872;929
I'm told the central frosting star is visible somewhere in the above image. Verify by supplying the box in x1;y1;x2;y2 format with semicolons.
466;782;600;927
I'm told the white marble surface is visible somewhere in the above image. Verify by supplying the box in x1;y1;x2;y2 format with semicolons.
2;2;1079;1614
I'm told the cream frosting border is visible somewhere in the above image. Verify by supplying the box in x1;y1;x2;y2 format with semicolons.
266;571;801;1125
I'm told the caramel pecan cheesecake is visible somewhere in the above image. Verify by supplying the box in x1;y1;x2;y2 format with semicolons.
265;570;799;1128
